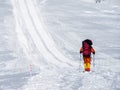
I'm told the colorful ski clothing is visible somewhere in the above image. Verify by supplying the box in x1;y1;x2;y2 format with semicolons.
80;39;95;72
80;47;95;57
83;57;91;71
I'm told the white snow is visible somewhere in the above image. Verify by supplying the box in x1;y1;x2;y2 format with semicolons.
0;0;120;90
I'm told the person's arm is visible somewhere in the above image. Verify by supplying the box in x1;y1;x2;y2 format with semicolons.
80;47;83;54
91;47;95;54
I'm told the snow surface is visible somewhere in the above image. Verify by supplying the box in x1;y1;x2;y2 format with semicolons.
0;0;120;90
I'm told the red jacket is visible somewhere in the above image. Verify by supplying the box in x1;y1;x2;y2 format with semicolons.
80;47;95;57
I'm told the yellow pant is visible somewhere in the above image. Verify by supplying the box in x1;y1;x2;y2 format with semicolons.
83;57;91;71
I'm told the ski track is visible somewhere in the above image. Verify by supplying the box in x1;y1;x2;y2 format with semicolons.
12;0;77;67
11;0;78;89
24;0;77;66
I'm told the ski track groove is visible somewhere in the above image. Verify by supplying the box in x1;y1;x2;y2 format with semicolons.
17;0;77;67
24;0;68;67
25;0;68;65
16;0;67;67
26;0;77;66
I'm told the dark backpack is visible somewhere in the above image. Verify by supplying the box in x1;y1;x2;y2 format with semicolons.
82;39;92;57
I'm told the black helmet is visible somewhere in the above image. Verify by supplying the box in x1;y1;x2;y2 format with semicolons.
83;39;92;45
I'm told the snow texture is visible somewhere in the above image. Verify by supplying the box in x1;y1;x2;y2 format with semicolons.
0;0;120;90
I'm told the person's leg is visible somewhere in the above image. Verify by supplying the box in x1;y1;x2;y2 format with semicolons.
83;57;91;71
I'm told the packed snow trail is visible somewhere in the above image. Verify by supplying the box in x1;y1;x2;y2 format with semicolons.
11;0;78;89
11;0;77;67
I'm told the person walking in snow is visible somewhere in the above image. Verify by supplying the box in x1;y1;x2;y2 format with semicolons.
80;39;95;72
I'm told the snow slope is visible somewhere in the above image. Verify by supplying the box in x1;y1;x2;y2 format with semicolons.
11;0;77;67
0;0;120;90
